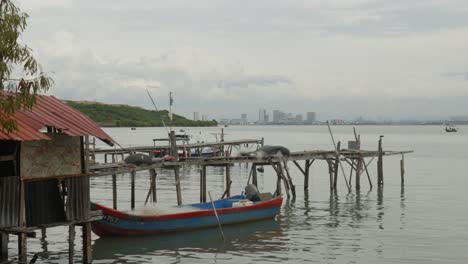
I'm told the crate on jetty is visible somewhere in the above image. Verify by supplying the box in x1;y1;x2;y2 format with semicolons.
0;94;115;264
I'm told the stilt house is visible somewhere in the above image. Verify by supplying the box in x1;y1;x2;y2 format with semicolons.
0;93;114;263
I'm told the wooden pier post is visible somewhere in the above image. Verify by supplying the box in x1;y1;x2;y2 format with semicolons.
225;165;231;197
333;141;340;190
304;160;311;190
400;154;405;185
276;173;282;196
327;160;334;191
174;167;182;205
356;158;362;191
282;161;296;198
199;168;203;203
377;136;384;186
69;225;75;264
201;166;207;202
18;179;27;264
18;233;27;264
112;155;117;209
150;169;157;202
169;131;177;157
292;159;314;190
131;170;136;210
0;232;8;262
82;223;92;264
252;164;258;187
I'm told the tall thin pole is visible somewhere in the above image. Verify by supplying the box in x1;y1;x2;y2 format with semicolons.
326;121;351;191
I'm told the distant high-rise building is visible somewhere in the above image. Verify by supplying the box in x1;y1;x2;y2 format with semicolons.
306;112;317;124
296;114;303;122
273;110;287;123
258;108;267;124
193;112;200;121
202;114;208;121
241;113;247;124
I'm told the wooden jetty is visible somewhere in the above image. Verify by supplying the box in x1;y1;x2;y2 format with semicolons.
88;130;412;209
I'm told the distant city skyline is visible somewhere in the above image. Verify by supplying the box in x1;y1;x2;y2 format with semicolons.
20;0;468;122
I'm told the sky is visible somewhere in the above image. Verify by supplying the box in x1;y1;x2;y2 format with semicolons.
16;0;468;121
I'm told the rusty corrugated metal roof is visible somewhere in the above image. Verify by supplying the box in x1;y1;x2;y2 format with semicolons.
0;94;114;145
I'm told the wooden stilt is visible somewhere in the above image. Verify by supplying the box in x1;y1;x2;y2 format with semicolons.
221;180;232;199
18;179;27;264
276;174;282;196
150;169;157;202
277;162;292;198
199;168;203;203
69;225;75;264
363;158;373;188
272;163;290;198
348;159;354;187
327;159;334;191
174;167;182;205
130;170;136;210
377;136;384;186
356;158;362;191
304;159;313;190
202;166;207;202
225;165;231;197
112;155;117;209
18;233;27;264
333;142;341;190
293;159;314;190
400;154;405;185
169;131;177;157
82;223;92;264
0;232;8;262
282;161;296;198
112;174;117;209
252;164;258;187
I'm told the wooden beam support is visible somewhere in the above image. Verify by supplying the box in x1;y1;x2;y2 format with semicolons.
356;158;362;191
377;136;384;186
130;170;136;210
252;164;258;187
18;233;27;264
174;167;182;205
112;155;117;210
363;158;373;188
69;225;75;264
0;232;8;262
202;166;207;202
150;169;157;203
82;223;92;264
199;168;203;203
225;165;231;197
400;154;405;185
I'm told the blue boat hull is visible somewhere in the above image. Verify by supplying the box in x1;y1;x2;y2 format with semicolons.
92;196;282;236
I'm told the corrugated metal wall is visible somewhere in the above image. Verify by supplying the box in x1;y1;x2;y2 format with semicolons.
25;180;67;226
0;177;19;228
66;176;90;221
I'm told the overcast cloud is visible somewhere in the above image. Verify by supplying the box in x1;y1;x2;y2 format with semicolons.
16;0;468;120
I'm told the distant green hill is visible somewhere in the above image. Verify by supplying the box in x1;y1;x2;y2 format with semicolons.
66;101;217;127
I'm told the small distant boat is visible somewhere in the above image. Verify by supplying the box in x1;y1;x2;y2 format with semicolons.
91;195;283;236
224;124;229;128
190;147;222;157
445;125;458;133
131;127;136;130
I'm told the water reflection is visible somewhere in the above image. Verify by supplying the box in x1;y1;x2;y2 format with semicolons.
377;186;384;230
93;219;285;262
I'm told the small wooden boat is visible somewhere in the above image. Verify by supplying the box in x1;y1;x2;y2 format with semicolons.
445;125;458;132
91;195;282;237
